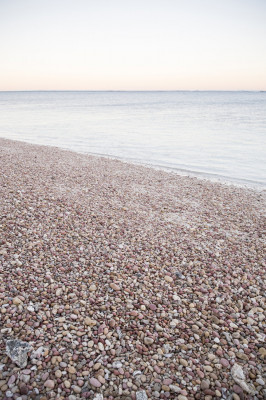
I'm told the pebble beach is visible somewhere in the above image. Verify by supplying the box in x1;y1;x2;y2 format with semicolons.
0;138;265;399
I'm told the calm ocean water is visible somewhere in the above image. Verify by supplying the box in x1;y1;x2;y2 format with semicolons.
0;91;265;189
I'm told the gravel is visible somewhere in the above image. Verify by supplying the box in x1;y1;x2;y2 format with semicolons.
0;138;265;399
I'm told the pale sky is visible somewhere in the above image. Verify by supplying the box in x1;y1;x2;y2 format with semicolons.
1;0;266;91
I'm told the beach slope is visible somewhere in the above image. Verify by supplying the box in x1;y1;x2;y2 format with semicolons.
0;138;265;399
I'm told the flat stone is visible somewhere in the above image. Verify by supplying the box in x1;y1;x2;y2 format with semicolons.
6;339;32;368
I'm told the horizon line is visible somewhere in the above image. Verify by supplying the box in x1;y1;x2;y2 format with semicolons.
0;89;265;93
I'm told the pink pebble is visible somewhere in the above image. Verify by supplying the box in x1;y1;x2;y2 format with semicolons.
21;369;31;375
163;378;173;385
89;377;101;388
220;358;230;368
8;375;16;386
154;366;161;374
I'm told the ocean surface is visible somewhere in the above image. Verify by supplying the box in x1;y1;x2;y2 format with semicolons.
0;91;265;189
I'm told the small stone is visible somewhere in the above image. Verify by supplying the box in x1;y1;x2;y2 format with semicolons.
93;395;104;400
19;384;29;395
55;370;62;378
13;297;22;305
110;283;120;291
201;380;210;390
21;369;31;374
84;317;96;326
8;375;16;386
112;361;122;369
89;377;101;388
144;337;154;345
163;378;173;386
44;380;55;389
42;372;49;381
56;288;62;296
155;323;163;332
98;342;104;351
236;352;248;361
180;358;188;367
68;366;76;374
165;275;173;283
220;358;230;368
177;396;188;400
169;385;181;393
89;284;97;292
258;347;266;357
93;362;102;370
64;380;71;388
73;385;81;393
256;377;265;385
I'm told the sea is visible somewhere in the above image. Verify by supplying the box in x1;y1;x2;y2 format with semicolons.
0;91;265;189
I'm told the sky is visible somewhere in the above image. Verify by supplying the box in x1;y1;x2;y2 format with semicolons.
0;0;266;91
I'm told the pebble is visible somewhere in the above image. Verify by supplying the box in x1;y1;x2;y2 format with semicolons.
55;370;62;378
144;337;154;345
44;380;55;389
164;275;173;283
89;377;102;388
110;283;120;291
180;358;188;367
13;297;22;305
220;358;230;368
201;380;210;390
68;366;76;374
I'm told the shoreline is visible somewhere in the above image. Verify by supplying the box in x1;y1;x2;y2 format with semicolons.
1;136;266;192
0;138;265;399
